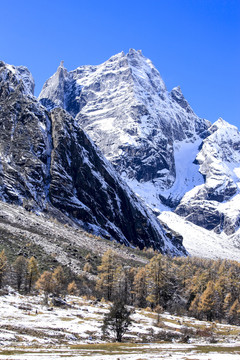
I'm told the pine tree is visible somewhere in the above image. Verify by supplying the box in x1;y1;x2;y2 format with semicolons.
134;267;148;308
27;257;39;293
155;304;163;325
214;275;229;321
189;270;210;295
227;264;240;300
0;250;7;289
52;266;66;296
189;293;201;319
67;280;78;295
102;299;132;342
146;254;166;309
96;250;117;301
228;299;240;325
223;292;234;319
198;281;216;321
83;262;93;273
36;271;54;304
114;265;136;305
13;256;27;292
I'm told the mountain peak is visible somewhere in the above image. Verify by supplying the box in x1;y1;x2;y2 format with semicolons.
127;48;148;64
56;61;68;76
171;85;182;93
170;86;193;114
209;117;238;133
128;48;142;56
38;60;71;110
0;61;35;96
38;50;210;199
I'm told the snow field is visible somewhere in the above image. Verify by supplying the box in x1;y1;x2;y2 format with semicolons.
159;211;240;261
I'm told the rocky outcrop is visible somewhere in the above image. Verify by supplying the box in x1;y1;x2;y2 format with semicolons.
0;60;186;254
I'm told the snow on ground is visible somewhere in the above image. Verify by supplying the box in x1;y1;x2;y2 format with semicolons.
0;292;239;359
159;211;240;261
0;347;239;360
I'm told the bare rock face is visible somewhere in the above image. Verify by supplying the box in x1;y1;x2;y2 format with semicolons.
0;61;51;209
49;107;179;251
0;60;186;254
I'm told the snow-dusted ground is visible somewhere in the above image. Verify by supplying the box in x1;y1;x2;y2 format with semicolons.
159;211;240;261
0;346;239;360
0;292;239;359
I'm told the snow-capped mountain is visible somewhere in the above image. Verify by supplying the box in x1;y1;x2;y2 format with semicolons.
0;60;186;255
39;49;211;210
38;50;240;259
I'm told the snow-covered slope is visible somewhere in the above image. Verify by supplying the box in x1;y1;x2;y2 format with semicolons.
176;118;240;235
0;60;186;254
159;119;240;257
127;138;205;212
158;118;240;258
39;49;210;209
159;211;240;261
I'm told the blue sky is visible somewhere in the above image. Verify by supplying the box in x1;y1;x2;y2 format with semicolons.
1;0;239;126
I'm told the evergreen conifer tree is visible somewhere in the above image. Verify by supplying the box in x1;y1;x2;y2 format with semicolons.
102;298;132;342
52;266;66;296
36;271;54;304
13;256;27;292
27;257;39;293
96;250;117;301
198;281;216;321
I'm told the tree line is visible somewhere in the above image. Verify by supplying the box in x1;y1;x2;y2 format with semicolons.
95;250;240;325
0;249;77;304
0;248;239;325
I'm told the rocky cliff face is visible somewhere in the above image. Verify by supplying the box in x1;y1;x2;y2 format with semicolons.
0;61;51;208
0;60;185;254
39;49;211;209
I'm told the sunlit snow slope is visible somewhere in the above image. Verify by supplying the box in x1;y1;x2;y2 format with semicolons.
159;211;240;261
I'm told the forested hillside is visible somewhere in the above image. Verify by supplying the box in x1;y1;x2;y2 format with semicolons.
1;248;239;325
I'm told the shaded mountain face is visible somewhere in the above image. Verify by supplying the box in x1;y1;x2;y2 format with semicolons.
39;49;211;209
0;60;185;255
38;49;240;247
0;61;51;208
